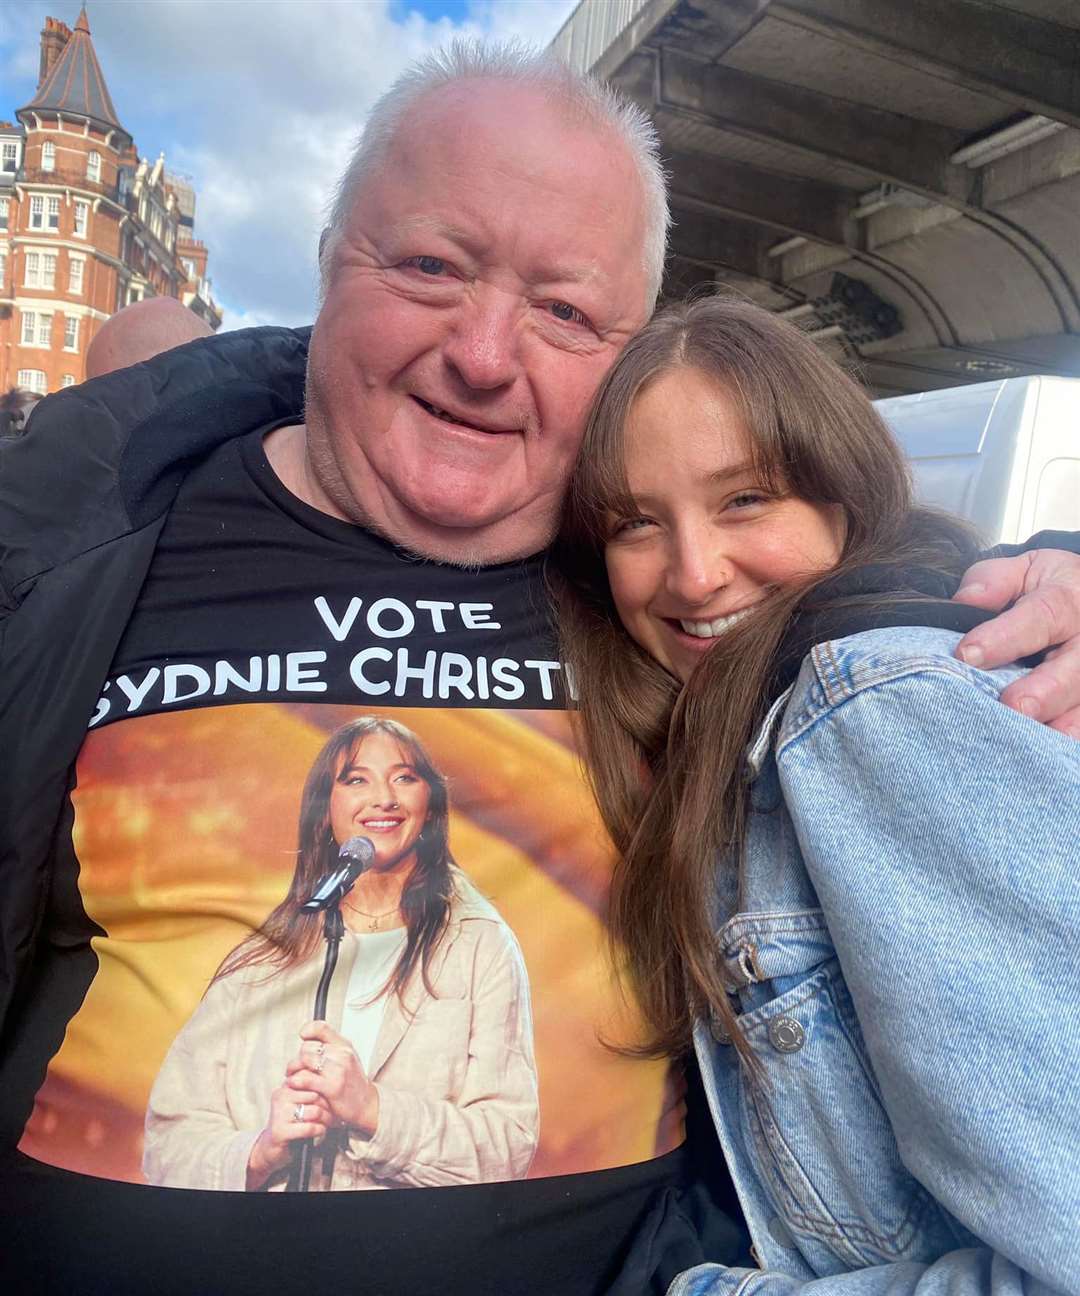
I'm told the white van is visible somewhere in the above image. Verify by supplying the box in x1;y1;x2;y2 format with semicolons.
875;376;1079;545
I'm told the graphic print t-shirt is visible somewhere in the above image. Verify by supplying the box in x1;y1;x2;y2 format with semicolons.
6;428;745;1294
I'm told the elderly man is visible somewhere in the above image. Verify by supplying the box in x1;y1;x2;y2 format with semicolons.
0;43;1077;1296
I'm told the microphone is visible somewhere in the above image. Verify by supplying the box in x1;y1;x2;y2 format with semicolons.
300;836;376;911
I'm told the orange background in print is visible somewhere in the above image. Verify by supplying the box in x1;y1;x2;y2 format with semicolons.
20;704;682;1185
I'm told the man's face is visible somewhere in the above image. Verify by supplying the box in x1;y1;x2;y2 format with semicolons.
304;80;651;562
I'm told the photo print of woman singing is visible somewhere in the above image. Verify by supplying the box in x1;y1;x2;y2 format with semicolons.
142;716;539;1191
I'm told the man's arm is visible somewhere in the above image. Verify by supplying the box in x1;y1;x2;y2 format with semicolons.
954;533;1080;736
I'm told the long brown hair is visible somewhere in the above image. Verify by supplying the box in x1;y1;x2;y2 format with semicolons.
551;296;978;1062
215;716;454;1000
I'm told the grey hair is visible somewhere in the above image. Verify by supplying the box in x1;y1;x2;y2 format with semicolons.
319;39;669;306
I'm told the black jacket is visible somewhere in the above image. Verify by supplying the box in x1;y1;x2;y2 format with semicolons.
0;325;310;1049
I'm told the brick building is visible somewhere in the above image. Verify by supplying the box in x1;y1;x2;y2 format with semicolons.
0;9;221;397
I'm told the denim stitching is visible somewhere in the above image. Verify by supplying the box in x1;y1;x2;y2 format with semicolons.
737;969;936;1256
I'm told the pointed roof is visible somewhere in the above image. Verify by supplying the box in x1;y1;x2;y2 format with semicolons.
17;8;130;145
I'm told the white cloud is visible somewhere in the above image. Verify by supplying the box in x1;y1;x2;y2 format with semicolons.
1;0;583;330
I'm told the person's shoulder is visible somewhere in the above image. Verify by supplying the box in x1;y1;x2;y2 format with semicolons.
449;870;526;960
450;868;507;925
0;325;312;598
778;624;1029;747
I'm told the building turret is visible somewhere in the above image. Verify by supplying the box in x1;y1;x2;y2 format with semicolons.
18;7;132;149
0;9;219;400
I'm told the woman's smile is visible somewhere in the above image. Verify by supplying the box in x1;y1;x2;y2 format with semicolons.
604;367;844;684
329;731;431;868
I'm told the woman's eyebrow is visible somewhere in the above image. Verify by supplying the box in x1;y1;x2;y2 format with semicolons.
707;461;757;486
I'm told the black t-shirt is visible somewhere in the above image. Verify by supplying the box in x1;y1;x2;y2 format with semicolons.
2;427;747;1294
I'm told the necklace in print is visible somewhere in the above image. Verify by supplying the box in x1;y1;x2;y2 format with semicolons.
347;902;401;932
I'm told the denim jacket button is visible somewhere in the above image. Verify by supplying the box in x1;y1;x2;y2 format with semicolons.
709;1009;731;1045
768;1015;805;1053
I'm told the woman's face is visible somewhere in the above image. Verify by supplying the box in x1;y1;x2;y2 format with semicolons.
604;366;844;684
329;731;432;871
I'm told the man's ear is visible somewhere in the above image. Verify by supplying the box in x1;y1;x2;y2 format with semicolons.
318;227;331;260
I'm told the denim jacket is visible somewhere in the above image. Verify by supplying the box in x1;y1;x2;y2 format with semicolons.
670;626;1080;1296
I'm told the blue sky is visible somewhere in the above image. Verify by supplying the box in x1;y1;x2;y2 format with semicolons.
394;0;473;21
0;0;581;331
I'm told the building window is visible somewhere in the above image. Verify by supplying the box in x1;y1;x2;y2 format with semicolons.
1;141;17;172
42;140;55;172
87;150;101;183
48;196;60;230
17;369;48;395
62;374;75;388
64;316;79;351
0;251;6;287
24;252;57;290
69;256;84;294
29;195;44;229
22;310;52;347
74;200;89;238
0;197;7;230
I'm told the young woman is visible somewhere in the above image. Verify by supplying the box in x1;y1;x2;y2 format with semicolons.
143;716;538;1191
553;298;1079;1293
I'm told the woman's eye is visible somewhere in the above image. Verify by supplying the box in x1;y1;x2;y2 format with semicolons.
394;773;418;785
611;516;654;536
728;491;768;510
405;255;446;276
549;300;588;326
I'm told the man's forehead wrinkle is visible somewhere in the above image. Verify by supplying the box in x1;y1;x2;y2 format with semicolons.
394;213;476;246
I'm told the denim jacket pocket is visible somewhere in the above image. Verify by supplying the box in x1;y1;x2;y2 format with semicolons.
725;916;959;1269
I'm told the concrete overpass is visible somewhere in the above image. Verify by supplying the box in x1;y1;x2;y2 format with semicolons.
551;0;1080;394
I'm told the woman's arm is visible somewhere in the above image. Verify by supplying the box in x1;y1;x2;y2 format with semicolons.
672;630;1080;1295
346;921;540;1188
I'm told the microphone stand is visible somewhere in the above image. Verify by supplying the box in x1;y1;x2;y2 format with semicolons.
287;898;346;1193
284;837;373;1194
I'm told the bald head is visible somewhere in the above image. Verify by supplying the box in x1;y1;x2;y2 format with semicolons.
86;297;213;379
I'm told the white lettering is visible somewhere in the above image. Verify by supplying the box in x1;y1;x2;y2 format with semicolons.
459;602;501;631
490;658;524;701
162;664;212;705
266;655;281;691
562;661;579;703
88;685;111;728
437;653;475;700
475;655;490;700
415;600;455;633
114;668;161;713
524;659;560;701
395;648;436;698
314;595;363;642
286;650;327;693
213;657;263;695
368;597;416;640
350;647;392;696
